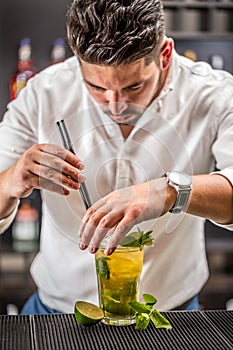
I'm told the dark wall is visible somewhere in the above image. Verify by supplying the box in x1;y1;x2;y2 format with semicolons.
0;0;72;120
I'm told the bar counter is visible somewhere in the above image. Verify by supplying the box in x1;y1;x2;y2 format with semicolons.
1;310;233;349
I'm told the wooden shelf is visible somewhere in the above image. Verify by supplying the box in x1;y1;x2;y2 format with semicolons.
167;31;233;39
163;0;233;34
163;1;233;10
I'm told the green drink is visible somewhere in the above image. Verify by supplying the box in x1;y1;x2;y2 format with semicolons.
95;245;144;326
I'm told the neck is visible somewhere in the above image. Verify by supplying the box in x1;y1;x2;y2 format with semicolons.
119;124;134;139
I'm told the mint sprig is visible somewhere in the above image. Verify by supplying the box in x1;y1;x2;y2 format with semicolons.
96;257;110;280
128;294;172;331
120;227;154;248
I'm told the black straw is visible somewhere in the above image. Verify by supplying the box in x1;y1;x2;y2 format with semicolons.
57;119;91;210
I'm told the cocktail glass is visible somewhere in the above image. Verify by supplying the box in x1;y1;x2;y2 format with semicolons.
95;243;144;326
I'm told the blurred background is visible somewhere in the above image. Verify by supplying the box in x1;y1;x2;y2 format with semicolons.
0;0;233;315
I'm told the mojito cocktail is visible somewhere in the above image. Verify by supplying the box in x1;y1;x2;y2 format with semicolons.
95;245;144;326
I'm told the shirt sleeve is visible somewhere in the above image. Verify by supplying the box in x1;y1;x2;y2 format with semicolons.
0;201;19;234
0;80;38;234
213;167;233;186
211;167;233;231
0;76;38;173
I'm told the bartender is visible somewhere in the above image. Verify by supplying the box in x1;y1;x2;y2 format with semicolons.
0;0;232;314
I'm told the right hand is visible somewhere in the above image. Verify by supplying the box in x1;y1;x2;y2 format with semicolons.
79;177;172;255
3;143;86;199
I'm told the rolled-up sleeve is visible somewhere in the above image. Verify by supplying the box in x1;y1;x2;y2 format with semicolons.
0;78;38;234
0;201;19;234
211;167;233;230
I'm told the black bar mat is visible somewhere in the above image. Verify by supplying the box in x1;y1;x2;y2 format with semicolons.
203;310;233;344
1;311;233;350
0;315;34;350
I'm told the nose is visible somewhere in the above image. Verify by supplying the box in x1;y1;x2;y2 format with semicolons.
105;90;128;115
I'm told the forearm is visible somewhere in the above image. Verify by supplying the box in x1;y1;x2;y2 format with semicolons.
0;143;86;221
187;174;233;225
79;173;232;254
0;169;19;220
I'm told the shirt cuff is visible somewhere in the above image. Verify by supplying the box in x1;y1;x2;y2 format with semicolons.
0;201;20;234
211;166;233;186
210;167;233;231
209;220;233;231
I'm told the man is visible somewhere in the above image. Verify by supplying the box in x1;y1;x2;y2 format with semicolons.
0;0;232;314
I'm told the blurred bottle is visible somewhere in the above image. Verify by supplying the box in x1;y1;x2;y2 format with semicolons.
183;49;198;62
51;38;66;65
12;199;39;253
10;38;36;100
209;54;224;70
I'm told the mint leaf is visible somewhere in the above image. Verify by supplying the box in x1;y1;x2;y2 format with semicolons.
128;301;152;314
128;294;172;331
150;309;172;330
142;293;157;306
135;313;150;331
96;257;110;280
120;227;154;248
140;231;154;246
119;232;141;247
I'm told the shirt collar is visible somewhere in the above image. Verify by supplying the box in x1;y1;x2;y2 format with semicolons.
149;47;177;113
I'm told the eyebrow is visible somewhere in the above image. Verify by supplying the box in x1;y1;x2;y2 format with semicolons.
83;78;145;91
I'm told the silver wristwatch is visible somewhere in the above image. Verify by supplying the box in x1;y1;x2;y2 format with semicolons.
163;171;192;214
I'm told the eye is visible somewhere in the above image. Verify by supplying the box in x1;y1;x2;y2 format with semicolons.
86;81;106;92
91;85;106;92
124;84;143;92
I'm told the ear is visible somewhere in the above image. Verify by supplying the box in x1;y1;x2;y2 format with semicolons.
160;39;173;70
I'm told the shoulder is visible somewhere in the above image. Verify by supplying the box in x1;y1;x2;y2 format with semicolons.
41;56;79;75
174;51;232;85
171;51;233;109
32;56;81;88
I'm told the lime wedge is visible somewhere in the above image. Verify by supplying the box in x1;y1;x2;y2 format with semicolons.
74;301;104;326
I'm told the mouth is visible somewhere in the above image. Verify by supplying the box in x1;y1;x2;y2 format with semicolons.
111;115;133;122
101;104;145;125
108;113;141;125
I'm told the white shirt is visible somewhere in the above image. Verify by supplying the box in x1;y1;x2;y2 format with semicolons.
0;50;233;312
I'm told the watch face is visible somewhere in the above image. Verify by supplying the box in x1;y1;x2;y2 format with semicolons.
169;172;192;186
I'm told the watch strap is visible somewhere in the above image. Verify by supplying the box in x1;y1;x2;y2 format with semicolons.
163;172;192;214
170;188;191;214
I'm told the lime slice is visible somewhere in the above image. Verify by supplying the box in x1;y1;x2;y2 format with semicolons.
74;301;104;326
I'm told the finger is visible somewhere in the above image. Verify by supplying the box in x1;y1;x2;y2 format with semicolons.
20;170;70;196
90;226;116;253
88;226;110;253
32;146;84;181
39;153;83;182
37;176;71;195
79;205;121;252
79;220;98;250
39;144;84;169
104;217;136;255
79;201;113;239
29;162;85;191
21;159;82;194
23;144;85;185
88;212;123;253
79;206;97;237
79;213;113;250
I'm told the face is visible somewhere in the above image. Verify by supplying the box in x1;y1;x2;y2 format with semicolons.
80;58;163;125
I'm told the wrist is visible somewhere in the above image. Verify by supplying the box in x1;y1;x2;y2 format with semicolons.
163;172;192;214
163;177;177;212
0;169;19;219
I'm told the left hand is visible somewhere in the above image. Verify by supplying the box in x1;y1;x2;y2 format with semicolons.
78;178;173;255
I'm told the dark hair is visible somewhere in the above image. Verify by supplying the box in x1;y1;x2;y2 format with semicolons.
67;0;165;66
